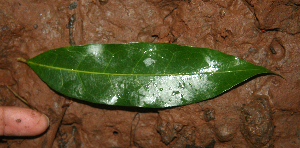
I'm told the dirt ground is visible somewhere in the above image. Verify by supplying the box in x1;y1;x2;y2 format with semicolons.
1;0;300;147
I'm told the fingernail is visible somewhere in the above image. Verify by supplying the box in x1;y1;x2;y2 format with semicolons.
43;113;50;126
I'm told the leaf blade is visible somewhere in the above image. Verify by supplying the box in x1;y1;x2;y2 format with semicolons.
27;43;273;108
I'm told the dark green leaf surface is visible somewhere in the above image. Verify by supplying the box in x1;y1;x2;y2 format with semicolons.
27;43;273;108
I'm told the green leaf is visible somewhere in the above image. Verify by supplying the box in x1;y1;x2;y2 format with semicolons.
26;43;273;108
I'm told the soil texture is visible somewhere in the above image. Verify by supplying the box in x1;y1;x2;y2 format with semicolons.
0;0;299;147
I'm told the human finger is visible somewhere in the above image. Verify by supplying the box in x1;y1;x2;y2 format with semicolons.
0;106;49;136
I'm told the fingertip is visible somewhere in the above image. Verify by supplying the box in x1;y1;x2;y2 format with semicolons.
35;112;50;135
43;113;50;127
0;107;49;136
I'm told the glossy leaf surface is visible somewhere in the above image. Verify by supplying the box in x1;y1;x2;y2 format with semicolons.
27;43;273;108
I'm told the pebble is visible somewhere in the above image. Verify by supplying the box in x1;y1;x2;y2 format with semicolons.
169;126;195;148
240;98;274;147
69;2;77;10
214;124;237;142
157;121;177;144
204;108;215;122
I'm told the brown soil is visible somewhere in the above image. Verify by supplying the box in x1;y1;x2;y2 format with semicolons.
1;0;299;147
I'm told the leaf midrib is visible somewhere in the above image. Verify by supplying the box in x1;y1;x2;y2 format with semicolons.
28;61;263;76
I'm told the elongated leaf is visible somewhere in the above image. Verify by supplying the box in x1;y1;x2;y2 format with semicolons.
26;43;273;108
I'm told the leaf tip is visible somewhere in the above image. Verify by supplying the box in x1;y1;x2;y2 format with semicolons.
274;72;285;80
267;70;285;80
17;57;27;63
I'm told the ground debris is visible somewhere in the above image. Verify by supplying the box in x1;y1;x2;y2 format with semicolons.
240;98;274;147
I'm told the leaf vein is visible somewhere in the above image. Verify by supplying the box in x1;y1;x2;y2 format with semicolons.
28;61;266;76
60;69;64;89
103;50;115;73
164;52;175;73
131;50;146;74
77;72;87;95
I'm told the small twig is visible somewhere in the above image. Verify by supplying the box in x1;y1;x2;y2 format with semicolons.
163;5;179;24
130;112;140;147
46;97;69;148
6;85;38;111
